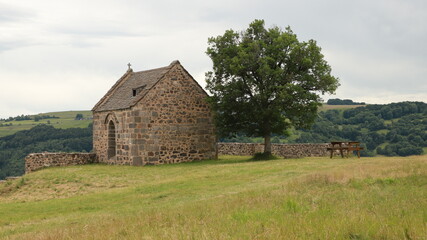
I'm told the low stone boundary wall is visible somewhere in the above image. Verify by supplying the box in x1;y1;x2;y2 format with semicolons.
24;143;329;174
25;152;97;173
217;143;329;158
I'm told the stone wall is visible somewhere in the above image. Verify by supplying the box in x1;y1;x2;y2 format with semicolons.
217;143;330;158
25;152;97;173
24;143;328;174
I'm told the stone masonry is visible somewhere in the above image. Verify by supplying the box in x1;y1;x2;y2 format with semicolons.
92;60;217;166
25;152;97;173
218;143;330;158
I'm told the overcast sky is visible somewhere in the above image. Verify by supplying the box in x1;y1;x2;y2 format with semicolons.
1;0;426;118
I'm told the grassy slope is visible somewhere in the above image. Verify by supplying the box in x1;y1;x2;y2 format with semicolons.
0;155;426;239
0;111;92;137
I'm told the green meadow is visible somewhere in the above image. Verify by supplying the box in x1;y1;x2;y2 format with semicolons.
0;111;92;137
0;155;426;239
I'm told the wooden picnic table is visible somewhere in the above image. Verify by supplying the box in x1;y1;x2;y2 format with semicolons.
327;141;364;158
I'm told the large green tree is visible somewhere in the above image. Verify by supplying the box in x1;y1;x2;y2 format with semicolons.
206;19;339;155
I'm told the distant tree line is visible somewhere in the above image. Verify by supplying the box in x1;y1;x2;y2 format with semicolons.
327;98;365;105
34;115;59;122
1;114;32;121
296;102;426;156
0;114;59;122
0;124;92;180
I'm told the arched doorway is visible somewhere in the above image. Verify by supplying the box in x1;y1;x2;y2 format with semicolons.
107;120;116;159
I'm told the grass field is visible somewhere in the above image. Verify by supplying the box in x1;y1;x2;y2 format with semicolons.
319;104;366;111
0;111;92;137
0;155;426;239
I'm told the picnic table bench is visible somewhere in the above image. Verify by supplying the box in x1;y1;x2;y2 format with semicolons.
327;141;364;158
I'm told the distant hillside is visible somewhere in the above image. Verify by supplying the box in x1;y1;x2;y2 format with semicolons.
296;101;427;156
223;102;427;157
0;111;92;137
0;124;92;180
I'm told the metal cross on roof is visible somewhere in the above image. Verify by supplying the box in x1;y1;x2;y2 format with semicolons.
127;63;132;70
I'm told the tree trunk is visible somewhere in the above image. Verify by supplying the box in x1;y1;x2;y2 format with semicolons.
264;134;272;155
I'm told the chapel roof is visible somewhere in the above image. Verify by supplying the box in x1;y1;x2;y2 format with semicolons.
92;61;180;112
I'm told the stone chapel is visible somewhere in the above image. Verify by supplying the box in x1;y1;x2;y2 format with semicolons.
92;60;217;165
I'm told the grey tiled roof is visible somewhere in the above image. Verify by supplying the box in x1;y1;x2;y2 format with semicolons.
93;62;176;112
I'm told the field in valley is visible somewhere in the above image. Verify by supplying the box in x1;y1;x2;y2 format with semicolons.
0;111;92;137
0;155;426;239
319;104;366;111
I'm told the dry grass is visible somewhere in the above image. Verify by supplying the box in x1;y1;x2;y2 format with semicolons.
0;155;426;239
297;156;426;185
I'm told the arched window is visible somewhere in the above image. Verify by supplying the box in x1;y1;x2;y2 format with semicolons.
107;120;116;159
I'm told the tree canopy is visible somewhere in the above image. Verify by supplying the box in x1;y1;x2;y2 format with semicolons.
206;19;339;154
327;98;365;105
